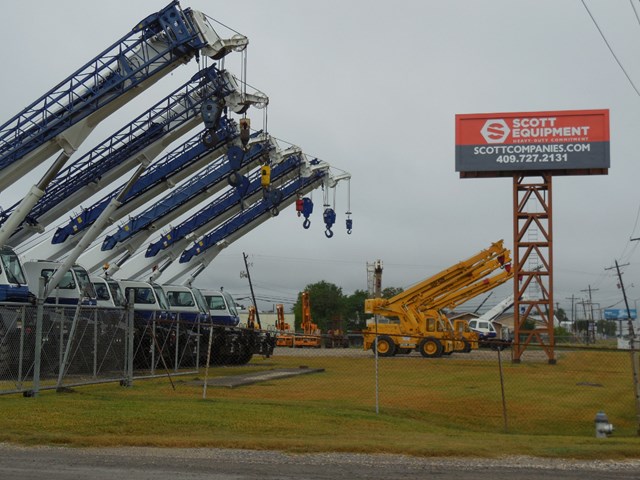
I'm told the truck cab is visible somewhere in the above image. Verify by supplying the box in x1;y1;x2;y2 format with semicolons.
90;275;126;309
467;319;498;340
117;279;172;322
160;284;209;323
200;289;240;326
0;246;30;302
22;261;96;305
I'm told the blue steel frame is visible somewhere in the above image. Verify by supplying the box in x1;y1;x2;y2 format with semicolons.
0;1;207;172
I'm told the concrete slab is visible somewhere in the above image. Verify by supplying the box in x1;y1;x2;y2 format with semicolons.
197;366;325;388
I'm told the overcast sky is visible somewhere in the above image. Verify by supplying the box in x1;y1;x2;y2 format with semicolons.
1;0;639;317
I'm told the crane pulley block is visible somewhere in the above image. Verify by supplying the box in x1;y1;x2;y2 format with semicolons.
239;117;251;147
302;197;313;218
260;164;271;187
323;207;336;238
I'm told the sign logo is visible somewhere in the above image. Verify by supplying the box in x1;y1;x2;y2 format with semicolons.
481;119;510;144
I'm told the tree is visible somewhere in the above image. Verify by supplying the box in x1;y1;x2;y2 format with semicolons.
556;307;568;323
293;281;344;331
381;286;403;299
342;289;369;330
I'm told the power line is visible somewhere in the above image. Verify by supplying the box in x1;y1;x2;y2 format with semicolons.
631;0;640;28
581;0;640;97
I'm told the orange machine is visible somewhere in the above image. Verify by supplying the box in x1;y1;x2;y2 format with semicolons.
276;292;322;348
275;303;294;347
246;305;260;329
295;291;322;348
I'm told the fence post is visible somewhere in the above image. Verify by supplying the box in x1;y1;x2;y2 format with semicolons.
374;317;379;415
125;290;134;387
196;319;201;370
17;306;25;390
174;315;180;372
56;303;82;390
629;334;640;436
32;278;45;397
93;306;98;379
151;318;156;376
497;347;509;432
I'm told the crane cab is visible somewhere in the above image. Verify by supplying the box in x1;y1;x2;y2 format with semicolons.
90;275;125;309
160;284;209;324
22;261;96;305
467;319;497;340
199;289;240;326
117;280;172;322
0;246;30;302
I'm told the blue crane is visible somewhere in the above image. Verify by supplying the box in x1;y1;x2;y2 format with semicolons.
0;0;246;190
156;161;351;285
5;66;267;247
110;146;310;281
75;133;276;272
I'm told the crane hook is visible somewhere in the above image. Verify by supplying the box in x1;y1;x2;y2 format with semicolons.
303;218;311;229
325;228;334;238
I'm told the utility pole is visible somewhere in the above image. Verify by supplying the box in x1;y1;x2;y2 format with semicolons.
580;285;598;321
605;260;640;436
565;294;575;325
242;252;261;329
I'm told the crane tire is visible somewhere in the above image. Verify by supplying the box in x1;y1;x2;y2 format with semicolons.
418;337;443;358
373;335;396;357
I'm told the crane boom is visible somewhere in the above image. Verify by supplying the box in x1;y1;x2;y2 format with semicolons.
363;241;513;358
109;149;315;281
76;134;275;273
156;163;343;285
5;66;263;246
0;1;247;192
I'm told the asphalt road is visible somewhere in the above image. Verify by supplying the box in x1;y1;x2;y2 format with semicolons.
1;444;639;480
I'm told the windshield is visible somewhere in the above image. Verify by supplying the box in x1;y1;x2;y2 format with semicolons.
166;290;195;307
108;281;125;307
192;288;209;312
126;287;156;305
153;286;170;310
41;269;75;289
223;292;238;316
205;294;226;311
73;267;96;298
0;247;26;284
94;282;111;301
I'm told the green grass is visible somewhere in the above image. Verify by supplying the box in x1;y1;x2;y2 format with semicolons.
1;349;639;459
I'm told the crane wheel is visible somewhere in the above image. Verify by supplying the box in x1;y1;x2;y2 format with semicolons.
373;335;396;357
418;337;443;358
462;339;472;353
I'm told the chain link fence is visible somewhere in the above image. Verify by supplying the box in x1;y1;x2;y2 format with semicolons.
3;308;639;438
0;304;211;395
261;331;640;437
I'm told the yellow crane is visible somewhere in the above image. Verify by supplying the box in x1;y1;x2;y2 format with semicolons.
275;292;322;348
363;240;512;357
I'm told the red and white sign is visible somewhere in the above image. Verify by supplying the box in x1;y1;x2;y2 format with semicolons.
455;109;610;176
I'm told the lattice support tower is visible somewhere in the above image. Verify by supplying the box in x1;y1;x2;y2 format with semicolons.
512;174;556;364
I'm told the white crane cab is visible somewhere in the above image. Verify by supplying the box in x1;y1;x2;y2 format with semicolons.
117;279;172;322
199;289;240;326
160;285;209;324
90;275;125;309
22;261;96;305
0;246;31;303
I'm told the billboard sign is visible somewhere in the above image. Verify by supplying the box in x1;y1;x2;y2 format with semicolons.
455;109;609;177
604;308;637;320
